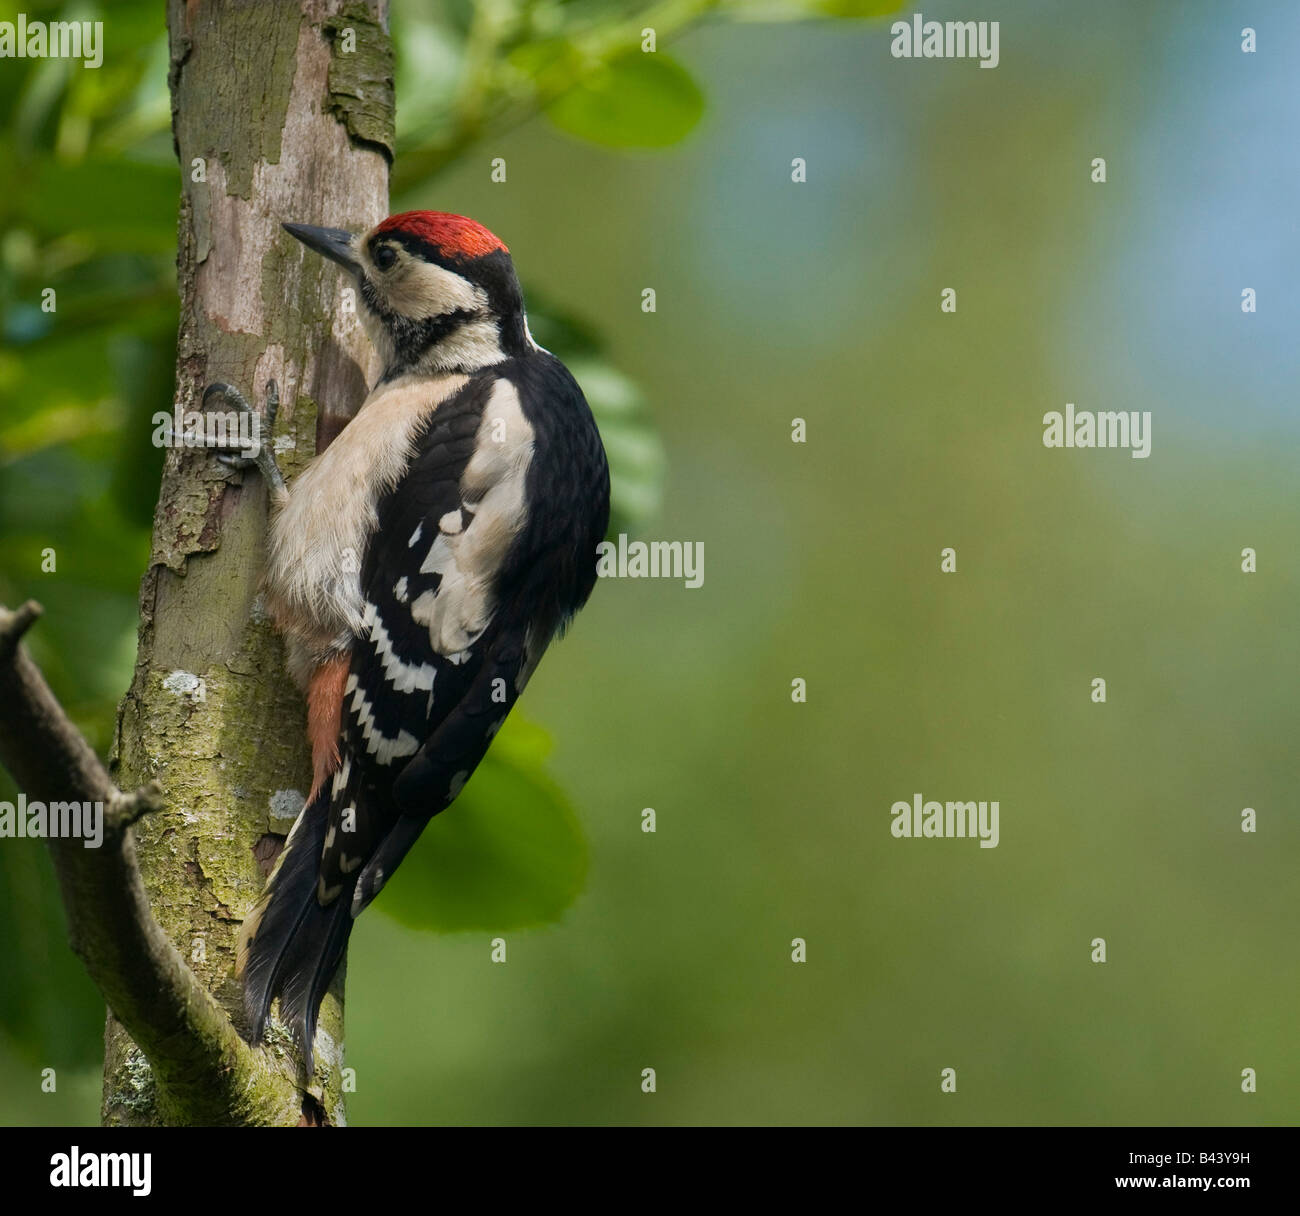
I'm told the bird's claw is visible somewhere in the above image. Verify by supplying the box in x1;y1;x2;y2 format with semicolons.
202;380;287;501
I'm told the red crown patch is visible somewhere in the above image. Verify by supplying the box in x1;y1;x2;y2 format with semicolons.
373;211;508;259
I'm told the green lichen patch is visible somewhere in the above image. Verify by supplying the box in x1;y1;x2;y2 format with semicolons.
102;1034;160;1127
323;5;395;159
175;5;302;199
119;1047;157;1112
277;390;320;483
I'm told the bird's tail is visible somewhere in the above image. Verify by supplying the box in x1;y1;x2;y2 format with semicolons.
236;787;356;1076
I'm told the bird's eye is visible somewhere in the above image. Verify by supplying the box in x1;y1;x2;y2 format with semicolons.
373;244;397;271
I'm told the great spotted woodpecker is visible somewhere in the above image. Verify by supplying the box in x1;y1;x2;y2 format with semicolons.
206;211;609;1073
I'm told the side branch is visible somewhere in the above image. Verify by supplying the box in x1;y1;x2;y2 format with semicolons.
0;601;299;1125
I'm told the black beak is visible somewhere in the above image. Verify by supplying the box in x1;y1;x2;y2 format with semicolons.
282;222;360;273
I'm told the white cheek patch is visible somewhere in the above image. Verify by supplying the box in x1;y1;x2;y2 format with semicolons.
386;260;489;321
411;378;535;657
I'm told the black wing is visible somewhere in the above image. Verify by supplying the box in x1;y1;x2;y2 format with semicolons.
324;354;608;916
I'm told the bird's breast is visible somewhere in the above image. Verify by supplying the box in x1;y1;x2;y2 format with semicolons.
262;372;471;651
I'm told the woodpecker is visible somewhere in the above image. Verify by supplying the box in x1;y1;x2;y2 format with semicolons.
206;211;609;1073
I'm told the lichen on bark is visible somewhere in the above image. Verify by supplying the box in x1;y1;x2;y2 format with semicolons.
179;5;303;201
323;3;396;158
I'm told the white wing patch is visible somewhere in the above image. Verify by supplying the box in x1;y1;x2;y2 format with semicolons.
411;378;535;658
345;673;420;765
418;534;455;577
330;755;352;796
362;601;437;694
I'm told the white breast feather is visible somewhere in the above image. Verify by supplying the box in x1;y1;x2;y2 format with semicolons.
263;373;469;648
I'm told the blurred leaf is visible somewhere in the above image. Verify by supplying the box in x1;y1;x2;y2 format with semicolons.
507;36;582;94
523;294;666;534
724;0;904;17
373;717;588;933
0;399;121;459
389;13;465;133
23;159;177;250
566;357;666;533
811;0;904;16
547;51;704;148
107;332;173;526
0;776;106;1071
523;288;606;359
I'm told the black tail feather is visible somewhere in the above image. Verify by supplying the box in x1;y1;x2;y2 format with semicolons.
275;890;354;1075
236;788;356;1076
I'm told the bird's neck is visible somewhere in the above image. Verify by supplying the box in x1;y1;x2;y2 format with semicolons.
372;309;534;381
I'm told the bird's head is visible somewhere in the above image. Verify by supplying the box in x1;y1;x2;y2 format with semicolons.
283;210;530;379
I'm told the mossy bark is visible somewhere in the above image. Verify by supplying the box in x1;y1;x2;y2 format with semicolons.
102;0;392;1126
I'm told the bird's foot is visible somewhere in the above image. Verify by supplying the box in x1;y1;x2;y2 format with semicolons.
203;380;287;501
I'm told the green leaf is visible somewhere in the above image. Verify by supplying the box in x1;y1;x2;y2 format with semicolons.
566;358;666;535
811;0;905;16
372;717;587;933
521;291;605;359
546;52;704;149
521;295;667;535
22;159;177;250
506;37;582;94
0;776;106;1070
724;0;904;18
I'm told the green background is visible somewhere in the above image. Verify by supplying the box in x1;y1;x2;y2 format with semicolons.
1;0;1295;1124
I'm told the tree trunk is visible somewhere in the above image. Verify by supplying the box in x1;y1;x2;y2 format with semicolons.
102;0;392;1126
